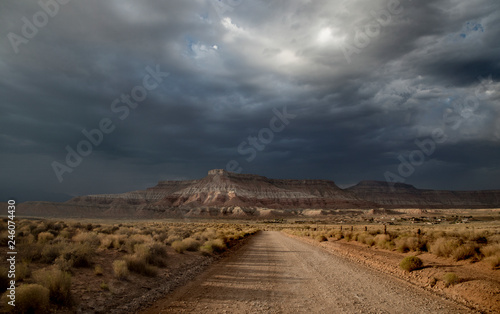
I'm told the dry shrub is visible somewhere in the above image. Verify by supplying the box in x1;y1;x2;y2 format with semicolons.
316;235;328;242
430;238;461;258
72;232;99;246
133;243;167;267
16;262;31;281
400;236;427;252
5;284;50;313
99;235;113;249
344;232;353;241
18;243;43;262
58;230;73;239
148;243;168;263
200;228;217;241
200;238;226;255
480;243;500;257
58;243;94;268
165;234;182;245
153;232;168;243
0;267;8;293
40;243;65;264
113;260;129;280
125;255;158;277
125;234;152;252
110;234;127;249
485;255;500;269
171;237;200;253
443;273;459;287
333;231;344;240
357;233;375;246
21;233;36;245
37;232;55;243
400;256;423;272
452;243;478;261
33;268;72;306
94;265;103;276
374;234;393;250
171;240;185;253
183;237;201;251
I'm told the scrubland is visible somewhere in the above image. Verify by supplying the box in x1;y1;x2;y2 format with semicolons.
280;219;500;312
0;219;257;313
282;223;500;270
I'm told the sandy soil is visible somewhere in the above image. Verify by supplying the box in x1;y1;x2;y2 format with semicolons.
288;233;500;313
143;231;472;313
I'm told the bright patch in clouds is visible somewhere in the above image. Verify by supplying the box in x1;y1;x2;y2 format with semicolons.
317;27;332;43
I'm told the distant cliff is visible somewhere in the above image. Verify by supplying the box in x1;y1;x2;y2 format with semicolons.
17;170;500;218
346;180;500;209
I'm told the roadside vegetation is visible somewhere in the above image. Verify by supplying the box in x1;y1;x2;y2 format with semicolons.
282;224;500;268
0;218;258;312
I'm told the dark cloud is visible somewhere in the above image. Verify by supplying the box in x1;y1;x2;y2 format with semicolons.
1;0;499;202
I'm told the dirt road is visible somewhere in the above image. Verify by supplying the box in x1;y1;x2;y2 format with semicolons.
143;231;472;313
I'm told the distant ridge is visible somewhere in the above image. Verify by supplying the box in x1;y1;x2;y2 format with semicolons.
17;169;500;218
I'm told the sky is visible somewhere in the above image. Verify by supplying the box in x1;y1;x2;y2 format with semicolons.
1;0;499;202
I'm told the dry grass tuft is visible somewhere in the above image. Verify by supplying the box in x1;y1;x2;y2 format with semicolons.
200;238;226;255
33;268;72;306
6;284;50;313
113;260;129;280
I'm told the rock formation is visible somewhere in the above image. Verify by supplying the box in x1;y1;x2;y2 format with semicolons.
17;169;500;218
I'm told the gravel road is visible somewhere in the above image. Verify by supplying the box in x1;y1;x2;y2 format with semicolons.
143;231;473;313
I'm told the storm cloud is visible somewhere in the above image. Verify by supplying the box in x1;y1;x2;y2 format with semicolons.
1;0;499;202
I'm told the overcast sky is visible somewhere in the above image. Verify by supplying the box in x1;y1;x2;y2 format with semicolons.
1;0;499;202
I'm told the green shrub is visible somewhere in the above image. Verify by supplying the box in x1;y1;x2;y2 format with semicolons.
399;256;423;272
443;273;459;287
8;284;50;313
33;268;72;306
113;260;129;280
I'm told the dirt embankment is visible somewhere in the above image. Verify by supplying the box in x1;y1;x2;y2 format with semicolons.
143;231;471;313
286;233;500;313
